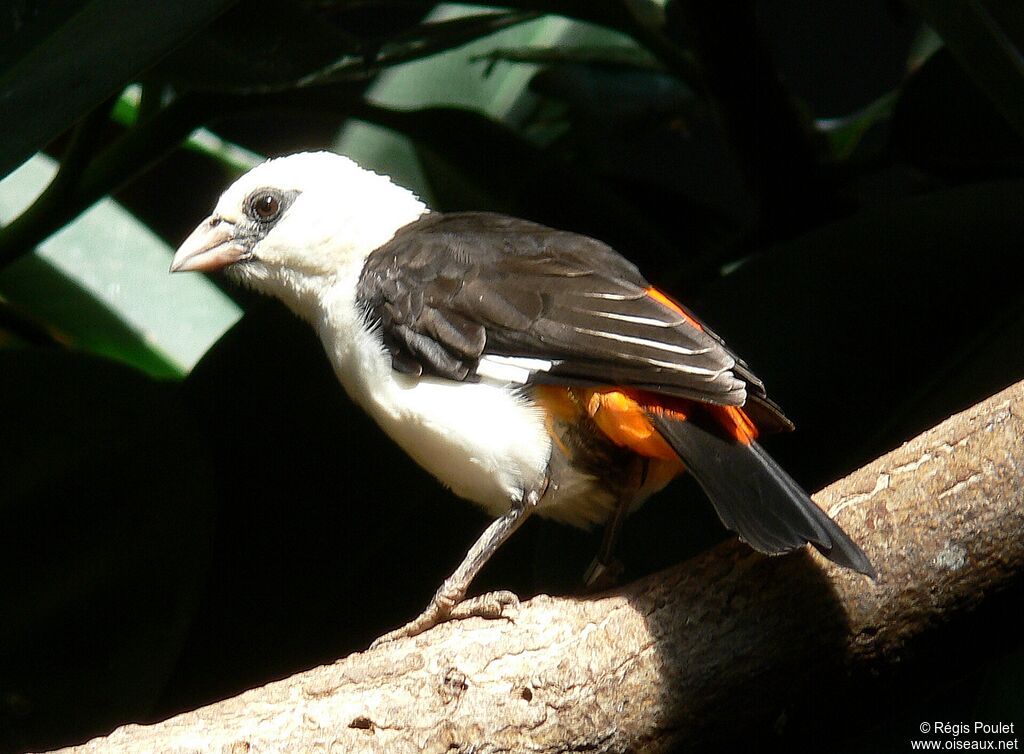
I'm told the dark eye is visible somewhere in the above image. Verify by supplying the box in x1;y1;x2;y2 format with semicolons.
248;190;282;222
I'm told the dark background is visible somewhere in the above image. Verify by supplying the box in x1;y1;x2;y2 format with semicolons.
1;1;1023;752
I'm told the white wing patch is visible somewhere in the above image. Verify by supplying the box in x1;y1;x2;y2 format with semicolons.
579;291;636;301
571;326;712;359
586;309;682;327
476;354;556;384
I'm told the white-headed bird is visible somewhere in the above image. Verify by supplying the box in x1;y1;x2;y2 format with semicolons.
172;152;874;642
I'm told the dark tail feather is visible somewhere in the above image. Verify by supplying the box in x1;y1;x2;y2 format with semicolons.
649;413;876;578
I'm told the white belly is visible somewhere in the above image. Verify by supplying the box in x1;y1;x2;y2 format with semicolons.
323;320;552;516
368;373;553;515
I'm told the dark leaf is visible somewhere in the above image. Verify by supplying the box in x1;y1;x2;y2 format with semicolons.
907;0;1024;140
0;350;216;752
0;0;238;179
892;47;1024;177
156;0;362;93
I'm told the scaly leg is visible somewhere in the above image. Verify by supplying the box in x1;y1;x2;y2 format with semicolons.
371;485;543;646
584;458;649;590
583;493;630;590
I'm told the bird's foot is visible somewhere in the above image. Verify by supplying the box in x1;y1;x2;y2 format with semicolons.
450;589;520;622
370;592;455;648
583;556;625;592
370;589;521;649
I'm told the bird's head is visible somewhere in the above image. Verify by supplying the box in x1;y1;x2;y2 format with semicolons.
171;151;427;302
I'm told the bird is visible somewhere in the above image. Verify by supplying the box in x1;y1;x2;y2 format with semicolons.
171;151;875;642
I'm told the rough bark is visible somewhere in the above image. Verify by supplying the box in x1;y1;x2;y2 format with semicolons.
52;380;1024;754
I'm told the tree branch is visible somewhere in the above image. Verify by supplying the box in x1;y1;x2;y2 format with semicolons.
52;379;1024;753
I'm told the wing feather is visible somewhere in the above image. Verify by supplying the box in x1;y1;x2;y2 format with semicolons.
356;211;774;413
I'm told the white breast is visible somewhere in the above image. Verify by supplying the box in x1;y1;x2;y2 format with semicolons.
317;281;553;516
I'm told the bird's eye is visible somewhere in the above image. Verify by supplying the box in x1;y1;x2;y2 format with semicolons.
248;190;283;222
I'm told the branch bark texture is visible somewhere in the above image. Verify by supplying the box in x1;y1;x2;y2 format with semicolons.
54;380;1024;753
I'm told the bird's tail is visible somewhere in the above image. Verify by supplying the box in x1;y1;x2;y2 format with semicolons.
648;411;876;578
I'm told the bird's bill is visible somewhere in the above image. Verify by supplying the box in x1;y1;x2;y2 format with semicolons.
171;217;246;273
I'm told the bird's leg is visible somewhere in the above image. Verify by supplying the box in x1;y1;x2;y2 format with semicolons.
583;494;630;591
584;458;649;590
371;485;543;647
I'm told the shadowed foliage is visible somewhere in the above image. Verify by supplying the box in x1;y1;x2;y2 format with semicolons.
2;1;1023;751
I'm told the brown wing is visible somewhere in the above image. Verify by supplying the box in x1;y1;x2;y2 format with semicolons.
356;211;784;416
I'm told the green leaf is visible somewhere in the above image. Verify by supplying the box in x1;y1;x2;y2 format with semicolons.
0;154;241;377
112;86;264;173
336;11;637;199
816;90;898;161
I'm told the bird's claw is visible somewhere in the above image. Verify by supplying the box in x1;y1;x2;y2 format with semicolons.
369;590;521;649
583;556;625;592
450;590;521;621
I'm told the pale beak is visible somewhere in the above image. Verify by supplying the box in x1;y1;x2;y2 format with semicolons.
170;216;247;273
